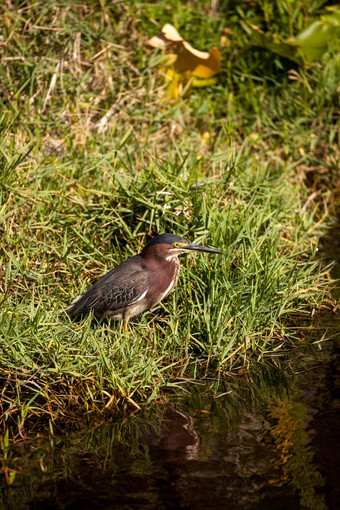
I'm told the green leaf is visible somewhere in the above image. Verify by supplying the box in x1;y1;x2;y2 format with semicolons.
295;12;340;61
248;10;340;64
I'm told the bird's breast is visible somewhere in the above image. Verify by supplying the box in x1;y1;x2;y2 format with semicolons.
148;257;181;307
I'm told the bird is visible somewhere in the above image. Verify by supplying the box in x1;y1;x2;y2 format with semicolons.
67;233;224;326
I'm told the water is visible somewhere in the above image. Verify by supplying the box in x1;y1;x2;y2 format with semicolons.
1;224;339;510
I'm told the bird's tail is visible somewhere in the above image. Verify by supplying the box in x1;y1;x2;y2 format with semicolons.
66;294;85;317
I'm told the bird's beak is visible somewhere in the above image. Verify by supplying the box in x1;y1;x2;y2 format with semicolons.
182;243;225;255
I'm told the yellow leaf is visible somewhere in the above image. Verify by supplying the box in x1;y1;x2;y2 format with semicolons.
147;23;221;78
162;23;183;42
166;72;182;101
176;45;221;77
192;77;217;87
163;53;178;67
147;35;168;50
166;70;193;101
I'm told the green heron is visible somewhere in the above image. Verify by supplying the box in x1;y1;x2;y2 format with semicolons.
67;233;224;326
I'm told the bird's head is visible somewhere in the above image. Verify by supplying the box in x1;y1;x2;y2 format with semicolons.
142;233;225;261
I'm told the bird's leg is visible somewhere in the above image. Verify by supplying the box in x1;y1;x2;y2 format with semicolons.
122;311;130;332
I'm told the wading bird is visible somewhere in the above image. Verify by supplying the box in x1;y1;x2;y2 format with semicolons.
67;233;224;326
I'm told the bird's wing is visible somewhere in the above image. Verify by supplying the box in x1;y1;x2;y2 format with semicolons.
67;255;148;316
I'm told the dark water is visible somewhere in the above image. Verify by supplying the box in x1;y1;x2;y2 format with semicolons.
1;225;339;510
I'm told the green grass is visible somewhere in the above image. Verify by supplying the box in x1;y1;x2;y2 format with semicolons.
0;0;338;429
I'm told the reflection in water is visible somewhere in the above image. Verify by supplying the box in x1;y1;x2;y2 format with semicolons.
141;407;200;463
267;399;326;509
1;335;339;510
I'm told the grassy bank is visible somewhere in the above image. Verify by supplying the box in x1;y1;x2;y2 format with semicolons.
0;0;338;430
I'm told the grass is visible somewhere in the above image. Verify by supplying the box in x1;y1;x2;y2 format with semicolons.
0;0;339;430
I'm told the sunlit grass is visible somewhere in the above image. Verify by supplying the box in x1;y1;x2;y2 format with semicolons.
0;0;338;429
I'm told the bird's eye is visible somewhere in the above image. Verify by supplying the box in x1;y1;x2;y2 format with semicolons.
173;242;187;248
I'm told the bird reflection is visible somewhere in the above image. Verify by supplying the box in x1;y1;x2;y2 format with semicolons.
141;406;200;464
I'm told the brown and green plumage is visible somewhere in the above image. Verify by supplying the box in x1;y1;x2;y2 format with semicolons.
67;233;224;325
